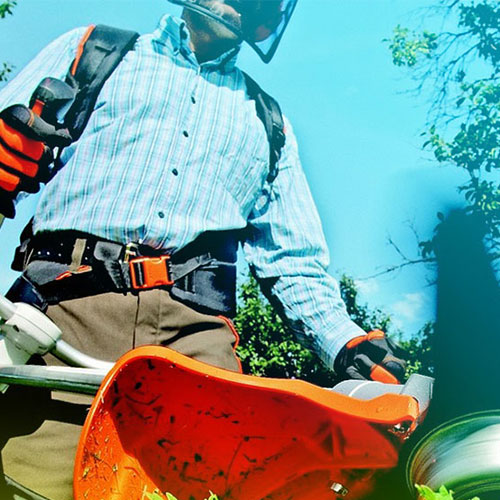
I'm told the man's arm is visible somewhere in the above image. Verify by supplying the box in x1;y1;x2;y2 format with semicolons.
242;117;366;370
0;27;85;216
0;27;86;109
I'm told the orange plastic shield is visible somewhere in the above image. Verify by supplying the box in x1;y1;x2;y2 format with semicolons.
74;346;419;500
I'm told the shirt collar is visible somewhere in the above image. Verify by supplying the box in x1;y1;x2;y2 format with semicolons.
154;14;240;73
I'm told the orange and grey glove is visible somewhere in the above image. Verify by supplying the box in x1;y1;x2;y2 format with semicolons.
0;104;72;218
334;330;406;384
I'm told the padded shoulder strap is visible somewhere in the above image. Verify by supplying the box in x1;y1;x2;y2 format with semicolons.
64;24;140;141
242;72;286;184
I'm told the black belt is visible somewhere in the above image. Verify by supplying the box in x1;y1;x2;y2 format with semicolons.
7;231;239;316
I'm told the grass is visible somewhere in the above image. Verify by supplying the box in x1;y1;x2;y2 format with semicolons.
144;483;477;500
145;491;219;500
416;485;479;500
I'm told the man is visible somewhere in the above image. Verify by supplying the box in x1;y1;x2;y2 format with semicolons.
0;1;406;499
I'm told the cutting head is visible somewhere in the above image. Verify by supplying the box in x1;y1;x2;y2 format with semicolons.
408;411;500;500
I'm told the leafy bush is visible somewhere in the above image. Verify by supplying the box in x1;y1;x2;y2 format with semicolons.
399;322;434;377
234;274;337;386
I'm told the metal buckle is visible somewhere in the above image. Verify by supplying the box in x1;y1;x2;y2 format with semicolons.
129;255;173;290
124;242;140;263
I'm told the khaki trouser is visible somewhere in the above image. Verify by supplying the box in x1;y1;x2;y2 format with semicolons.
0;289;241;500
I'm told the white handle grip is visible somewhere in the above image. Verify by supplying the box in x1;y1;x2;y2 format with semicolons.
0;294;16;322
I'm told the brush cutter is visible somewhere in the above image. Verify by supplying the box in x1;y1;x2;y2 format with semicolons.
0;292;438;500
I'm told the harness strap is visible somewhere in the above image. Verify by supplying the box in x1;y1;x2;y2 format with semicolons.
7;232;238;316
62;27;286;182
243;72;286;183
64;25;140;141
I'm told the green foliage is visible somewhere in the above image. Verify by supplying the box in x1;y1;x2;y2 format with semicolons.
0;1;15;82
389;0;500;258
144;491;218;500
399;321;434;378
387;25;437;67
424;77;500;238
416;484;478;500
0;0;16;18
0;62;12;83
144;493;171;500
234;274;337;386
458;1;500;66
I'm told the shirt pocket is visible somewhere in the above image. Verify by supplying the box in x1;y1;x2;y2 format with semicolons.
219;100;271;212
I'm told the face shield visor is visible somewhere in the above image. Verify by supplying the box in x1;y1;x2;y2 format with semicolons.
168;0;298;63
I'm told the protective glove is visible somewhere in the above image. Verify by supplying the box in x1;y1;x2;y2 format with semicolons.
0;104;72;218
334;330;406;384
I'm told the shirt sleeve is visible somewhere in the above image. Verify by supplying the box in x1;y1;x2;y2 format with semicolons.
242;116;366;369
0;27;86;109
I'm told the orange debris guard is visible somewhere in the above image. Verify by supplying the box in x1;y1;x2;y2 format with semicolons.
74;346;420;500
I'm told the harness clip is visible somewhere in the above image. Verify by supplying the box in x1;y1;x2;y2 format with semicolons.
129;255;173;290
124;242;140;263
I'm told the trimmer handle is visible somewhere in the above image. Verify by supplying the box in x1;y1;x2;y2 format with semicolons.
28;77;75;124
0;294;62;392
2;77;75;149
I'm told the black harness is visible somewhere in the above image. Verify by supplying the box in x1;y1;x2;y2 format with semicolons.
8;230;239;316
9;24;286;317
65;24;285;180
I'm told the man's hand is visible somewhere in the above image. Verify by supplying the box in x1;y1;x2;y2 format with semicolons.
334;330;406;384
0;105;72;218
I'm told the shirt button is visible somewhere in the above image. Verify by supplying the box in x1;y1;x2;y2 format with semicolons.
182;130;189;137
191;96;196;104
158;211;165;219
172;168;179;176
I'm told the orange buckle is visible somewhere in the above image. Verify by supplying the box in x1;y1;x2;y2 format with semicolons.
129;255;173;290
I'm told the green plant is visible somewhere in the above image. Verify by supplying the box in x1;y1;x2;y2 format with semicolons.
144;491;218;500
416;485;479;500
0;1;15;82
386;25;437;67
388;1;500;260
144;491;166;500
234;274;337;385
0;0;16;18
399;322;434;377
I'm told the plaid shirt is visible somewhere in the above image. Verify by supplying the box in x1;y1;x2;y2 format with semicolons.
0;15;365;367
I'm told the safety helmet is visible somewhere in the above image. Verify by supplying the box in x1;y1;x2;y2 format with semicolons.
168;0;298;63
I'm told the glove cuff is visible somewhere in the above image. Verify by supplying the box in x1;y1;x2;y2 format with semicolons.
333;330;386;375
345;330;385;350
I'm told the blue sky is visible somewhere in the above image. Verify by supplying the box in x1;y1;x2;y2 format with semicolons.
0;0;468;336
